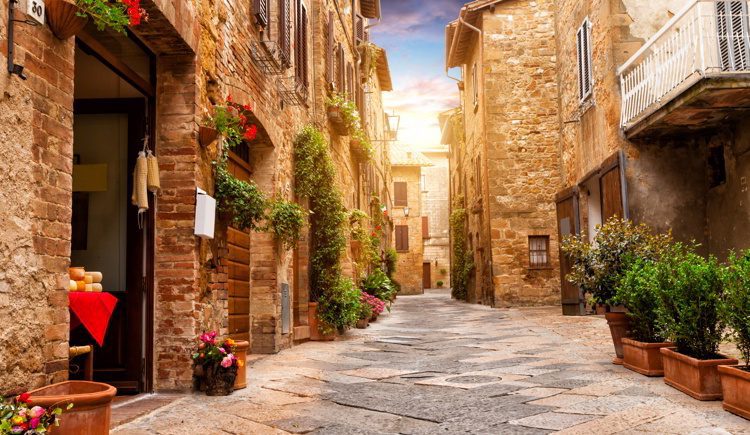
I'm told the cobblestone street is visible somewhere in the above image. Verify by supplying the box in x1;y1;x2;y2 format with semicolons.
113;290;750;434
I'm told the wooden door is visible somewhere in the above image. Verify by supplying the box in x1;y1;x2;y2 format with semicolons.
227;151;252;341
556;188;584;316
423;263;431;290
600;164;624;222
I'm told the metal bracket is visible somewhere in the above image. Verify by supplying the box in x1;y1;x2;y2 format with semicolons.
7;0;30;80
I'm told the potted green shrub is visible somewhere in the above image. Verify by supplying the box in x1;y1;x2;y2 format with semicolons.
562;218;665;364
616;259;673;376
718;251;750;418
318;278;362;336
437;280;444;288
655;246;737;400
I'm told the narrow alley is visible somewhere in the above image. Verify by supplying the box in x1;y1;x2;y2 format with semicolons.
112;291;749;434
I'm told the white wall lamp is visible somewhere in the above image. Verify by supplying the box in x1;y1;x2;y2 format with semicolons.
403;206;410;217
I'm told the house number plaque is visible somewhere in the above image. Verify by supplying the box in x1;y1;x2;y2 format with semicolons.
26;0;45;25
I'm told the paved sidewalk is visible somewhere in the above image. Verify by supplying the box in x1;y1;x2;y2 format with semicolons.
113;290;750;434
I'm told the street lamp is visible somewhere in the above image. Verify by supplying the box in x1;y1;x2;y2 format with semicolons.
403;206;410;217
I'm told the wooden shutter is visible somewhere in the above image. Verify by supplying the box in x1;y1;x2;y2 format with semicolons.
395;225;409;251
600;165;623;222
326;11;334;83
394;182;407;207
422;216;429;239
577;18;593;101
254;0;269;27
716;1;750;71
295;0;308;90
336;43;344;91
280;0;291;67
355;14;365;46
347;62;354;98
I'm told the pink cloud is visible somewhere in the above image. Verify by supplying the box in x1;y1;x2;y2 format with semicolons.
375;0;465;39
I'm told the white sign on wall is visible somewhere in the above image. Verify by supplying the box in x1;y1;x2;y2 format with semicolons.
26;0;45;25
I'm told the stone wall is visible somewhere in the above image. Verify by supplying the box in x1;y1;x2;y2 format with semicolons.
421;150;450;288
392;166;424;295
481;0;562;307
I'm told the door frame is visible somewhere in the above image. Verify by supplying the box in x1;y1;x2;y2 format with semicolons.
555;186;584;316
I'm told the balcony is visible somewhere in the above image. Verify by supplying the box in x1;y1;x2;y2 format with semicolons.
619;0;750;138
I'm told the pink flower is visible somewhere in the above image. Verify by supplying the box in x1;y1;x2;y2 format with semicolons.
220;356;233;368
10;426;24;434
29;418;40;429
218;347;226;354
28;406;45;419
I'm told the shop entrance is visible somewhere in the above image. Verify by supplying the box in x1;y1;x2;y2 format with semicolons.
69;25;155;394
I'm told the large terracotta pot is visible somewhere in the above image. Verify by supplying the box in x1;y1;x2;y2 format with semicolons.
622;338;673;377
356;318;369;329
27;381;116;435
660;347;738;400
233;340;250;390
308;302;335;341
604;312;629;365
719;364;750;420
45;0;88;40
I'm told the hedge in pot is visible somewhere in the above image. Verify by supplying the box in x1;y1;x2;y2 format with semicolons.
318;278;362;335
192;332;242;396
654;246;737;400
718;250;750;419
615;259;673;376
562;218;669;364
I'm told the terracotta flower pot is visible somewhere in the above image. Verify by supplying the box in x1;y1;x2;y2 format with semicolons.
719;364;750;420
660;347;738;400
27;381;116;435
233;340;250;390
370;312;378;322
327;107;348;135
204;363;237;396
199;126;219;147
308;302;335;341
356;318;369;329
622;338;673;377
604;312;629;365
45;0;88;40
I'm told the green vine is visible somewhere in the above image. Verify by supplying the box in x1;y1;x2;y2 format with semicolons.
214;160;267;231
268;199;305;250
450;196;473;300
361;42;381;81
327;93;373;160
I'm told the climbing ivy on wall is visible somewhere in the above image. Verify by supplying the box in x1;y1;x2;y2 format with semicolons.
450;196;473;301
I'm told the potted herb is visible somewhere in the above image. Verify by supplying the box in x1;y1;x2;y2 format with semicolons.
562;218;666;364
654;246;737;400
616;259;673;376
1;392;73;434
192;332;241;396
718;251;750;418
46;0;148;39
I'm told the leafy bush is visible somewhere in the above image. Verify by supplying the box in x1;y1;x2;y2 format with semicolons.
317;278;362;333
214;162;266;231
562;217;671;306
362;268;396;303
361;292;385;316
437;280;444;287
654;245;725;359
267;199;305;250
450;199;473;300
614;259;664;343
384;248;398;279
357;296;373;321
722;251;750;367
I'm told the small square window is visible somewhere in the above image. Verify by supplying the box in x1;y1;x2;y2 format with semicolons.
529;236;550;269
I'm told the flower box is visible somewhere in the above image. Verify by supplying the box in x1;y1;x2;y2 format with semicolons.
327;107;348;136
719;365;750;420
661;347;738;400
622;338;673;377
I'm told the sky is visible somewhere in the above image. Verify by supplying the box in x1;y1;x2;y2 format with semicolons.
371;0;465;151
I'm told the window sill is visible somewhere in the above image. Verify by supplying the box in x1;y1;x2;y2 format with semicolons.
528;266;553;271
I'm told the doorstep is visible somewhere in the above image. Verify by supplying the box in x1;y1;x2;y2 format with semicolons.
294;325;310;341
110;393;184;429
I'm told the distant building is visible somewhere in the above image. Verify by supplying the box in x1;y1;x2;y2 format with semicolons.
421;146;451;289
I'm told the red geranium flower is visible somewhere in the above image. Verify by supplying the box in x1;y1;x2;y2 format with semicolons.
243;125;258;141
17;392;31;403
226;94;233;103
243;104;252;111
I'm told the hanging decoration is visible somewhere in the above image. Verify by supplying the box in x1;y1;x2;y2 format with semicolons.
131;151;149;214
146;150;160;193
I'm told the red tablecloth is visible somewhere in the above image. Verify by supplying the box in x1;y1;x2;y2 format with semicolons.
69;292;118;346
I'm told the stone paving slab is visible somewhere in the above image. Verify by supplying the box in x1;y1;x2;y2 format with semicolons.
113;290;750;434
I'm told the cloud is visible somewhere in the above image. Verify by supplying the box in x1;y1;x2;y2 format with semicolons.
374;0;465;40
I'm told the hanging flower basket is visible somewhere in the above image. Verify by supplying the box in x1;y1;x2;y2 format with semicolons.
350;138;370;161
327;106;348;136
46;0;88;39
199;126;219;147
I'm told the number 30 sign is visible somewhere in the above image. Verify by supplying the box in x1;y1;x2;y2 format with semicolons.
26;0;45;25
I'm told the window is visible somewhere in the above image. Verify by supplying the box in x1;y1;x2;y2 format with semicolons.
394;181;407;207
355;13;365;46
708;145;727;188
294;0;309;93
529;236;550;269
326;10;334;84
336;43;345;92
420;173;426;191
395;225;409;251
716;1;750;71
422;216;429;239
576;18;593;102
254;0;269;27
471;63;478;109
279;0;291;67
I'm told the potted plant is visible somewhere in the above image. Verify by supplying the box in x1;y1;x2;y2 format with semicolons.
362;268;396;304
362;291;385;322
616;259;673;376
308;302;335;341
24;381;115;434
233;340;250;390
718;250;750;418
2;391;74;434
326;92;361;136
46;0;148;40
436;280;444;288
562;218;667;364
317;278;361;336
356;299;372;329
655;246;737;400
192;332;241;396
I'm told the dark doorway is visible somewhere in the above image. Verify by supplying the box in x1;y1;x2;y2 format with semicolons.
70;26;156;394
423;262;431;290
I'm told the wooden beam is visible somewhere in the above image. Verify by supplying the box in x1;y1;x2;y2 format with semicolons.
76;30;155;97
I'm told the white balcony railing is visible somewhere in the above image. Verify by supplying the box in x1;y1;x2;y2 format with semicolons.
618;0;750;129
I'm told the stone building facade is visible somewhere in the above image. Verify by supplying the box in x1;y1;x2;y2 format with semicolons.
0;0;393;395
421;147;451;289
444;0;562;308
552;0;750;313
390;147;432;295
